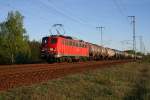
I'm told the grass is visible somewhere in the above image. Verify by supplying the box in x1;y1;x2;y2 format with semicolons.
0;62;150;100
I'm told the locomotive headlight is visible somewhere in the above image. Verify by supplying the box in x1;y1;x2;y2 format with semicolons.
49;48;53;51
41;48;46;51
48;48;56;52
53;48;56;51
41;49;45;51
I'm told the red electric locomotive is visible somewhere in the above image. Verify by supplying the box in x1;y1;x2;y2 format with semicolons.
41;35;89;62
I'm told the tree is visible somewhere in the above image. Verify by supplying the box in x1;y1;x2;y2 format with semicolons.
0;11;31;64
28;40;42;63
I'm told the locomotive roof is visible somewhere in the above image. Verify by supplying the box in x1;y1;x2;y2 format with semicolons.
50;35;73;39
50;35;85;42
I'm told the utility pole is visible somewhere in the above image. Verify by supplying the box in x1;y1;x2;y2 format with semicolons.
128;16;136;60
96;26;105;46
143;43;146;55
139;36;143;53
136;36;143;53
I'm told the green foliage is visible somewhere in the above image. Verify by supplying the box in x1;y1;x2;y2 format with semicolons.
136;52;144;56
0;11;31;64
124;50;135;54
28;40;42;63
143;54;150;63
125;50;145;56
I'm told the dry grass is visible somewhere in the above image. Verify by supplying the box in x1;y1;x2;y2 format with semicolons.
0;62;150;100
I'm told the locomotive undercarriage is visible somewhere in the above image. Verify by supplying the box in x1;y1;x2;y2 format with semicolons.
43;52;89;63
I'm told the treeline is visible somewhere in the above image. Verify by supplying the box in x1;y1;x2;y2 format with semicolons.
125;50;144;56
143;54;150;63
0;11;42;64
125;50;150;62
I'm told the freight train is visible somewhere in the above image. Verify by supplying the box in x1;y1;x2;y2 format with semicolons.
41;35;142;62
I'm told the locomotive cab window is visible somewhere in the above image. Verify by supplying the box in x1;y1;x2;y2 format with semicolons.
51;38;57;44
42;37;48;44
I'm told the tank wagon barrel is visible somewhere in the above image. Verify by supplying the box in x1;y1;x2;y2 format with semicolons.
89;43;107;60
105;48;116;59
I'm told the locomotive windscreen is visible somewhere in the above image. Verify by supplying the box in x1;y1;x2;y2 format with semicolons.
42;37;48;44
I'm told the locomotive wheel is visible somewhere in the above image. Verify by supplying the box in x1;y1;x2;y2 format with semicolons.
59;58;64;63
67;57;72;63
56;58;60;63
46;56;56;63
80;57;87;62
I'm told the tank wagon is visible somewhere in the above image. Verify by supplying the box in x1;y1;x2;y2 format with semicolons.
89;43;107;60
41;35;142;62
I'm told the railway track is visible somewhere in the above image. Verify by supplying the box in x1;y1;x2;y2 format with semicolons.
0;60;132;91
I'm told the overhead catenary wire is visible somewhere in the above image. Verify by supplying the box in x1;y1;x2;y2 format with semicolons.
37;0;86;25
39;0;96;28
47;0;96;27
112;0;129;23
1;1;51;25
1;0;96;38
118;0;128;14
47;0;87;23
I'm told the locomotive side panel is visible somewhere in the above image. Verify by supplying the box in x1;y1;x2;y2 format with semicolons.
41;36;89;58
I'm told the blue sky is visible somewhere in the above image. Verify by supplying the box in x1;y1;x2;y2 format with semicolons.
0;0;150;53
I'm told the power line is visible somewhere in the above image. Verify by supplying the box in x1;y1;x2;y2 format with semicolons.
112;0;129;22
118;0;128;14
136;36;145;53
140;36;143;53
1;1;51;25
96;26;105;46
37;0;86;25
128;16;136;60
2;0;96;37
47;0;86;23
46;0;96;28
143;42;146;54
120;40;132;51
